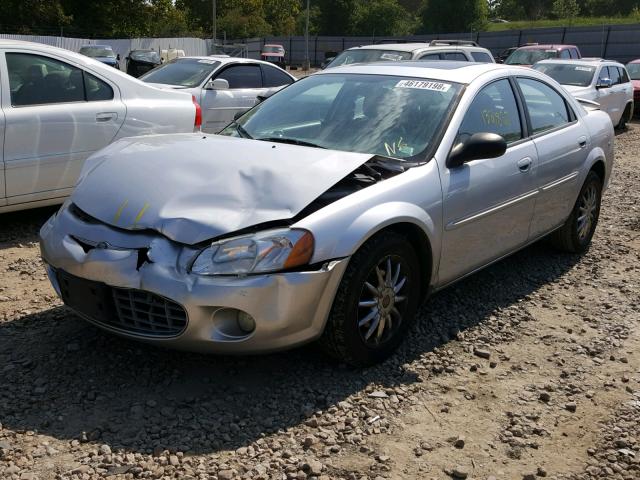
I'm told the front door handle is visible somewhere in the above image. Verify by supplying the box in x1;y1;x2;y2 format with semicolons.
517;157;532;172
96;112;117;122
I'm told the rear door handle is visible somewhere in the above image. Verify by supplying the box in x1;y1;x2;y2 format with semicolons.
517;157;532;172
96;112;117;122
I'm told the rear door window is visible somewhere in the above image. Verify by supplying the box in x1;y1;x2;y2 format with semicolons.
560;50;571;59
261;64;294;88
471;51;493;63
608;65;621;85
459;79;523;143
215;64;262;89
419;53;442;61
443;52;468;61
618;66;630;83
517;77;570;134
570;49;579;59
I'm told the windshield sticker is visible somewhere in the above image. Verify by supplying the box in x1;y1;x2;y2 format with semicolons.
384;137;414;157
197;59;218;64
395;80;451;92
575;66;593;71
380;53;404;61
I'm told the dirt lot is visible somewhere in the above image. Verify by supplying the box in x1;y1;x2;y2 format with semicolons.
1;122;639;480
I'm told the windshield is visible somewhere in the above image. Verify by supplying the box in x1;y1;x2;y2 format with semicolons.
140;58;220;88
533;63;595;87
627;63;640;80
130;50;161;63
506;49;559;65
220;73;462;160
327;49;413;68
80;46;115;58
262;45;284;54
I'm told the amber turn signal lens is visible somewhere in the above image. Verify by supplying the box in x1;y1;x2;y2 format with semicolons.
284;231;314;269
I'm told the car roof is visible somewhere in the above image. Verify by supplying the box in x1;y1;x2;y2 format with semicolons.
316;61;520;84
628;59;640;64
536;58;623;67
80;44;113;49
518;44;577;51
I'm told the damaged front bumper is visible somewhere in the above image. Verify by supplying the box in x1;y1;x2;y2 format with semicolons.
39;204;348;354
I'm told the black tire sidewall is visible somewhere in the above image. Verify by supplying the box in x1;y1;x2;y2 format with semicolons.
569;172;602;251
334;234;420;365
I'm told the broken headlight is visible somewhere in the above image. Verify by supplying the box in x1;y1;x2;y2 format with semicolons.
190;229;314;275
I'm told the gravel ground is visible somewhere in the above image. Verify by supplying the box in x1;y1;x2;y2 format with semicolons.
0;121;639;480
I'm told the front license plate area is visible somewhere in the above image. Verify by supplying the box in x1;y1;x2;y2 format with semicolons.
56;270;115;323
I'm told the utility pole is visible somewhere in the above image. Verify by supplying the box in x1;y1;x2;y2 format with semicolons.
212;0;217;54
304;0;310;70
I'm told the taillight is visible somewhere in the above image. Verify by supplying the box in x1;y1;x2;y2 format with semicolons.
192;95;202;131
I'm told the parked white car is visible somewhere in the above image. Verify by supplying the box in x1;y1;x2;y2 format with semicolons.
533;59;634;128
325;40;496;68
0;40;201;214
140;56;296;133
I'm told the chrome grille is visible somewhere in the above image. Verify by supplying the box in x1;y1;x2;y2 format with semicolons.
111;288;188;337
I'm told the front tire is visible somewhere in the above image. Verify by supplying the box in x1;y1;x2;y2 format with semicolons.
550;171;602;253
319;231;420;367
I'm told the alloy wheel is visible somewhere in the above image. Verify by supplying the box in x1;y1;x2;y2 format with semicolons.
357;255;408;346
576;182;598;241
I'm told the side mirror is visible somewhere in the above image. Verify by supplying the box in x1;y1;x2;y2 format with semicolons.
596;78;612;89
205;78;230;90
447;132;507;168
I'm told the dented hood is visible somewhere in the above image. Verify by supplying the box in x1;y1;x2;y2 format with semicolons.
71;134;372;244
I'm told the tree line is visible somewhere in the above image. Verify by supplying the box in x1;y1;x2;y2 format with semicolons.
1;0;639;39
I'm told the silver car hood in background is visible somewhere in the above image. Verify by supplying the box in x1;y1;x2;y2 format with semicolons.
71;134;372;244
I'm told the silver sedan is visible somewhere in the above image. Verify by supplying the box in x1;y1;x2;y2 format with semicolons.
140;56;296;133
0;40;202;214
40;62;614;366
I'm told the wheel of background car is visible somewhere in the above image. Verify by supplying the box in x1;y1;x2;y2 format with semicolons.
550;171;602;253
318;231;420;366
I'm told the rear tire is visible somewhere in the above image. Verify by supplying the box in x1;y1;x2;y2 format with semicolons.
550;171;602;253
318;231;420;367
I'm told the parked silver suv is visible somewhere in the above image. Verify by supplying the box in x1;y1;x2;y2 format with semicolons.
40;62;614;366
325;40;495;68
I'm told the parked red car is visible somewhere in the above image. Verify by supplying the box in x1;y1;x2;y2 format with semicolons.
627;59;640;115
261;44;285;69
505;44;581;67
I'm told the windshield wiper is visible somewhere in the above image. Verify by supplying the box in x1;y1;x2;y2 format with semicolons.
231;122;253;139
258;137;326;149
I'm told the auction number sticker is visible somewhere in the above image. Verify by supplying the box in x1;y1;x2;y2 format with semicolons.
395;79;451;92
575;66;593;71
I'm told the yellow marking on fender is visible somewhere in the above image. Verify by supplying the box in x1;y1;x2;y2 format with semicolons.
113;199;128;224
133;203;150;226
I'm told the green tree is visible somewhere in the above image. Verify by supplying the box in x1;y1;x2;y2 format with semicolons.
264;0;301;35
354;0;418;35
316;0;360;35
552;0;580;19
0;0;71;35
421;0;488;33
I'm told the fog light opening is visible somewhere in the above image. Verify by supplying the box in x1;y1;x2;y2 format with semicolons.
237;311;256;333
